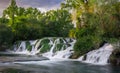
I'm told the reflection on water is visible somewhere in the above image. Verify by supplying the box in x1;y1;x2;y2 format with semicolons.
0;61;120;73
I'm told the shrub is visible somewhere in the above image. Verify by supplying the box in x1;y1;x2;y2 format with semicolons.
74;36;93;56
74;34;102;57
0;24;13;51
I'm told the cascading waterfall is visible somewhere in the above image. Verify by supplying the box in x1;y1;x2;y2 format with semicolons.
7;37;115;65
78;43;114;65
12;41;29;54
8;37;76;59
42;38;76;59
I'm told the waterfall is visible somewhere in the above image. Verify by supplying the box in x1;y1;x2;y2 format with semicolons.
78;43;114;65
41;38;76;59
8;37;76;59
52;39;75;59
12;41;30;54
29;40;38;55
7;37;115;65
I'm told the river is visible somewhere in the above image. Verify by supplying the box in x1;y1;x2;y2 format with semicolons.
0;38;119;73
0;57;120;73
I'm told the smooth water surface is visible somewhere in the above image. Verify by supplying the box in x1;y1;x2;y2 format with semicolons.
0;60;120;73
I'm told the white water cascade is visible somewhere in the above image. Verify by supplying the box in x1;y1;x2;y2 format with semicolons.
12;41;29;54
7;37;116;65
8;37;76;59
42;38;76;59
78;43;114;65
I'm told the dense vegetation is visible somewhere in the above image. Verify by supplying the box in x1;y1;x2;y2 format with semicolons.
61;0;120;57
0;0;73;50
0;0;120;57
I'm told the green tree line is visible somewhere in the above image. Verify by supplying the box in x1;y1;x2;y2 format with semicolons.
0;0;119;57
0;0;73;50
62;0;120;57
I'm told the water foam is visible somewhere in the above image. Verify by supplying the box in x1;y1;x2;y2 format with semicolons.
78;43;114;65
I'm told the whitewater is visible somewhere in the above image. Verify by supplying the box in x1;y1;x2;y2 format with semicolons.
7;37;114;65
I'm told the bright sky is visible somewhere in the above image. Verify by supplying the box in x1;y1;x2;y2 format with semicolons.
0;0;64;16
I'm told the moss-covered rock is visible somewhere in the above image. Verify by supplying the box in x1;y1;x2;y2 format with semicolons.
53;44;65;53
41;39;50;45
40;44;51;53
109;48;120;65
26;41;32;51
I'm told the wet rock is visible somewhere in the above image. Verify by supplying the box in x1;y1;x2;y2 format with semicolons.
109;48;120;65
70;52;81;59
99;41;107;48
66;44;71;47
82;54;87;61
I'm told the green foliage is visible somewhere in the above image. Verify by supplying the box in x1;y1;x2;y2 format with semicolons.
41;39;50;45
2;0;73;43
0;18;9;24
26;41;32;51
2;0;45;41
59;38;64;43
13;18;44;41
63;0;120;56
42;10;73;37
102;37;120;44
39;39;51;53
0;0;119;57
73;13;103;55
69;28;76;38
3;0;18;25
53;44;65;53
0;24;13;50
40;44;51;53
74;35;102;56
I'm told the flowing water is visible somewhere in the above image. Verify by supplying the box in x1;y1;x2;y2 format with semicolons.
7;37;115;65
78;43;114;65
7;37;76;59
0;59;120;73
1;37;120;73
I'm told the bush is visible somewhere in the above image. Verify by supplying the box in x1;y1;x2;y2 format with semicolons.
0;24;13;51
73;36;102;58
74;36;93;56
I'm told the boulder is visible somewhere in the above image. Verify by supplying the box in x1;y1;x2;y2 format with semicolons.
109;48;120;65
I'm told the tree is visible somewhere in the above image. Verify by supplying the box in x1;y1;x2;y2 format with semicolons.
3;0;18;26
0;24;13;51
61;0;94;28
13;17;44;41
42;9;73;37
62;0;120;57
